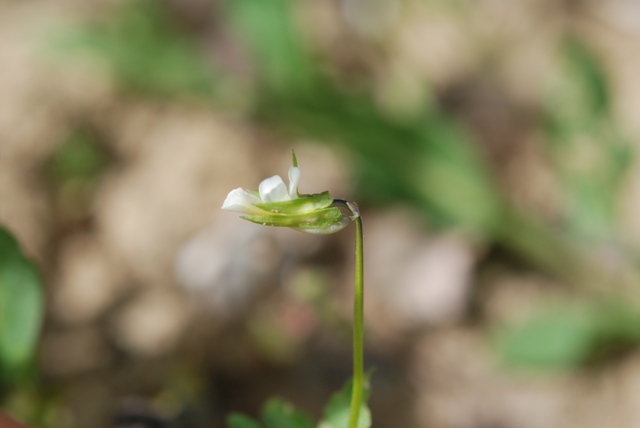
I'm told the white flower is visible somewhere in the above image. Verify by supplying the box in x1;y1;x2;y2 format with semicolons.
221;150;349;235
221;165;300;214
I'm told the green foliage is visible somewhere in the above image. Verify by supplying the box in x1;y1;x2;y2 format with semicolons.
226;398;314;428
0;228;44;383
228;413;262;428
544;38;632;241
57;0;217;98
226;378;371;428
318;378;371;428
262;399;314;428
495;300;640;369
227;0;315;95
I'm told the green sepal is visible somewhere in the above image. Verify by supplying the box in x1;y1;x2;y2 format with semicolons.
242;206;343;230
255;191;333;215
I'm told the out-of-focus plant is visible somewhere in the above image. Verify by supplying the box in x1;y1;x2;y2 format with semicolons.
222;151;369;428
544;38;632;242
228;380;370;428
55;0;218;98
228;0;316;97
495;39;638;370
0;228;43;390
496;299;640;370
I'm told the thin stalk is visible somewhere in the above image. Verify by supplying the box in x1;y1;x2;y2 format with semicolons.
334;200;365;428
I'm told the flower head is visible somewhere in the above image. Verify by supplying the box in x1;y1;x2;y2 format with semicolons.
222;150;349;235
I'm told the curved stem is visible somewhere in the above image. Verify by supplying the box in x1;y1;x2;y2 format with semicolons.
334;200;365;428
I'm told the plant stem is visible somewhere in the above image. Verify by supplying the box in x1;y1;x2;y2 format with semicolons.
345;202;364;428
333;199;365;428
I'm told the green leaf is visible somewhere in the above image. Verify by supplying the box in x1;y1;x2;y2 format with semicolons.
228;0;315;95
0;227;44;381
497;307;595;369
318;378;371;428
542;38;631;242
262;398;314;428
226;399;315;428
55;0;218;98
227;413;262;428
564;38;610;118
495;301;640;370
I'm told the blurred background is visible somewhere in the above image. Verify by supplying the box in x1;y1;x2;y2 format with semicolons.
3;0;640;427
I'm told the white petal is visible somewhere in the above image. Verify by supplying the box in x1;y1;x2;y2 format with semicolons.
259;175;290;202
221;188;262;213
288;166;301;198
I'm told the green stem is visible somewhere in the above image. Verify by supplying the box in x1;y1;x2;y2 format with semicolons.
344;202;364;428
332;199;365;428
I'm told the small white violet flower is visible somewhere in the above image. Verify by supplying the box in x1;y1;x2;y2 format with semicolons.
221;150;349;235
222;163;300;213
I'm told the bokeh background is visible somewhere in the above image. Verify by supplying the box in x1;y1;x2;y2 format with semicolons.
3;0;640;427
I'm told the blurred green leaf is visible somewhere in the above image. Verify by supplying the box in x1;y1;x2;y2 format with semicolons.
227;413;262;428
0;228;44;382
228;0;314;95
262;399;313;428
564;38;610;119
544;38;632;241
226;398;314;428
413;119;501;233
226;379;371;428
497;306;596;369
496;301;640;370
57;0;217;98
318;377;371;428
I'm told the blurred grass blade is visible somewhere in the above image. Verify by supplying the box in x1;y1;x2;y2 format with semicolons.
564;37;610;118
543;38;631;241
0;228;44;382
228;0;315;95
54;0;218;98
